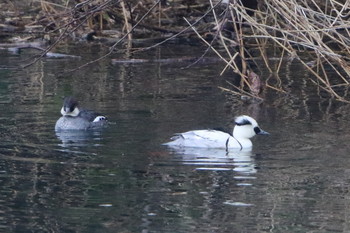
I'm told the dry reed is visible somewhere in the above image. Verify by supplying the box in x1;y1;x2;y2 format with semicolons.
8;0;349;102
202;0;350;102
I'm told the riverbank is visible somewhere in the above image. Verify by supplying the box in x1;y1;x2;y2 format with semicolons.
1;0;349;102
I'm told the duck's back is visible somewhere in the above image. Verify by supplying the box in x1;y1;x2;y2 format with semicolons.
78;109;100;122
164;130;237;148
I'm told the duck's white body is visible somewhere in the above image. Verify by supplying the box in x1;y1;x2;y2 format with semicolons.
163;115;268;150
165;130;252;149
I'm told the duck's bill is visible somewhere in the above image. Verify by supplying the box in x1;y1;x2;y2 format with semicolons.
258;129;270;135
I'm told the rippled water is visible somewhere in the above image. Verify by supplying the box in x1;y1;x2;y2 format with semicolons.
0;43;350;232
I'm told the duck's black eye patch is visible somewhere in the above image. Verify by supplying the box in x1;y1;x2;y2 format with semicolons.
64;104;76;113
64;97;78;112
235;119;252;126
254;127;261;134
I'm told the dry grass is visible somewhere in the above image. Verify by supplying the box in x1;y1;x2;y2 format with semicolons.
4;0;350;102
197;0;350;102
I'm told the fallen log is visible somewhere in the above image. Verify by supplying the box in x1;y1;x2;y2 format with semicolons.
1;43;81;59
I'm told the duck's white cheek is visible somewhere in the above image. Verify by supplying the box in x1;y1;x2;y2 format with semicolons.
60;107;67;115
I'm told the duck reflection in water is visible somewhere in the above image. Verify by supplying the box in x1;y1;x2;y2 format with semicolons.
56;130;103;148
169;147;257;175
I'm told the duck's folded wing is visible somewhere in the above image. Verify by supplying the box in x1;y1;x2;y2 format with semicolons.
181;130;230;140
166;130;231;148
79;109;106;122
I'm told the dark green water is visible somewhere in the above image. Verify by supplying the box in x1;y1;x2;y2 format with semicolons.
0;43;350;232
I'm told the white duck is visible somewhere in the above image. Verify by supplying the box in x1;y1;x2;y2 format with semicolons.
163;115;269;150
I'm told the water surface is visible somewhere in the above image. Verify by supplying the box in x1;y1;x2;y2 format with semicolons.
0;43;350;232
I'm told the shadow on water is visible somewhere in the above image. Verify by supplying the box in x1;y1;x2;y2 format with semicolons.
0;43;350;232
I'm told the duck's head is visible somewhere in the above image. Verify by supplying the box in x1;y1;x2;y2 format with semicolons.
60;96;80;117
233;115;269;139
